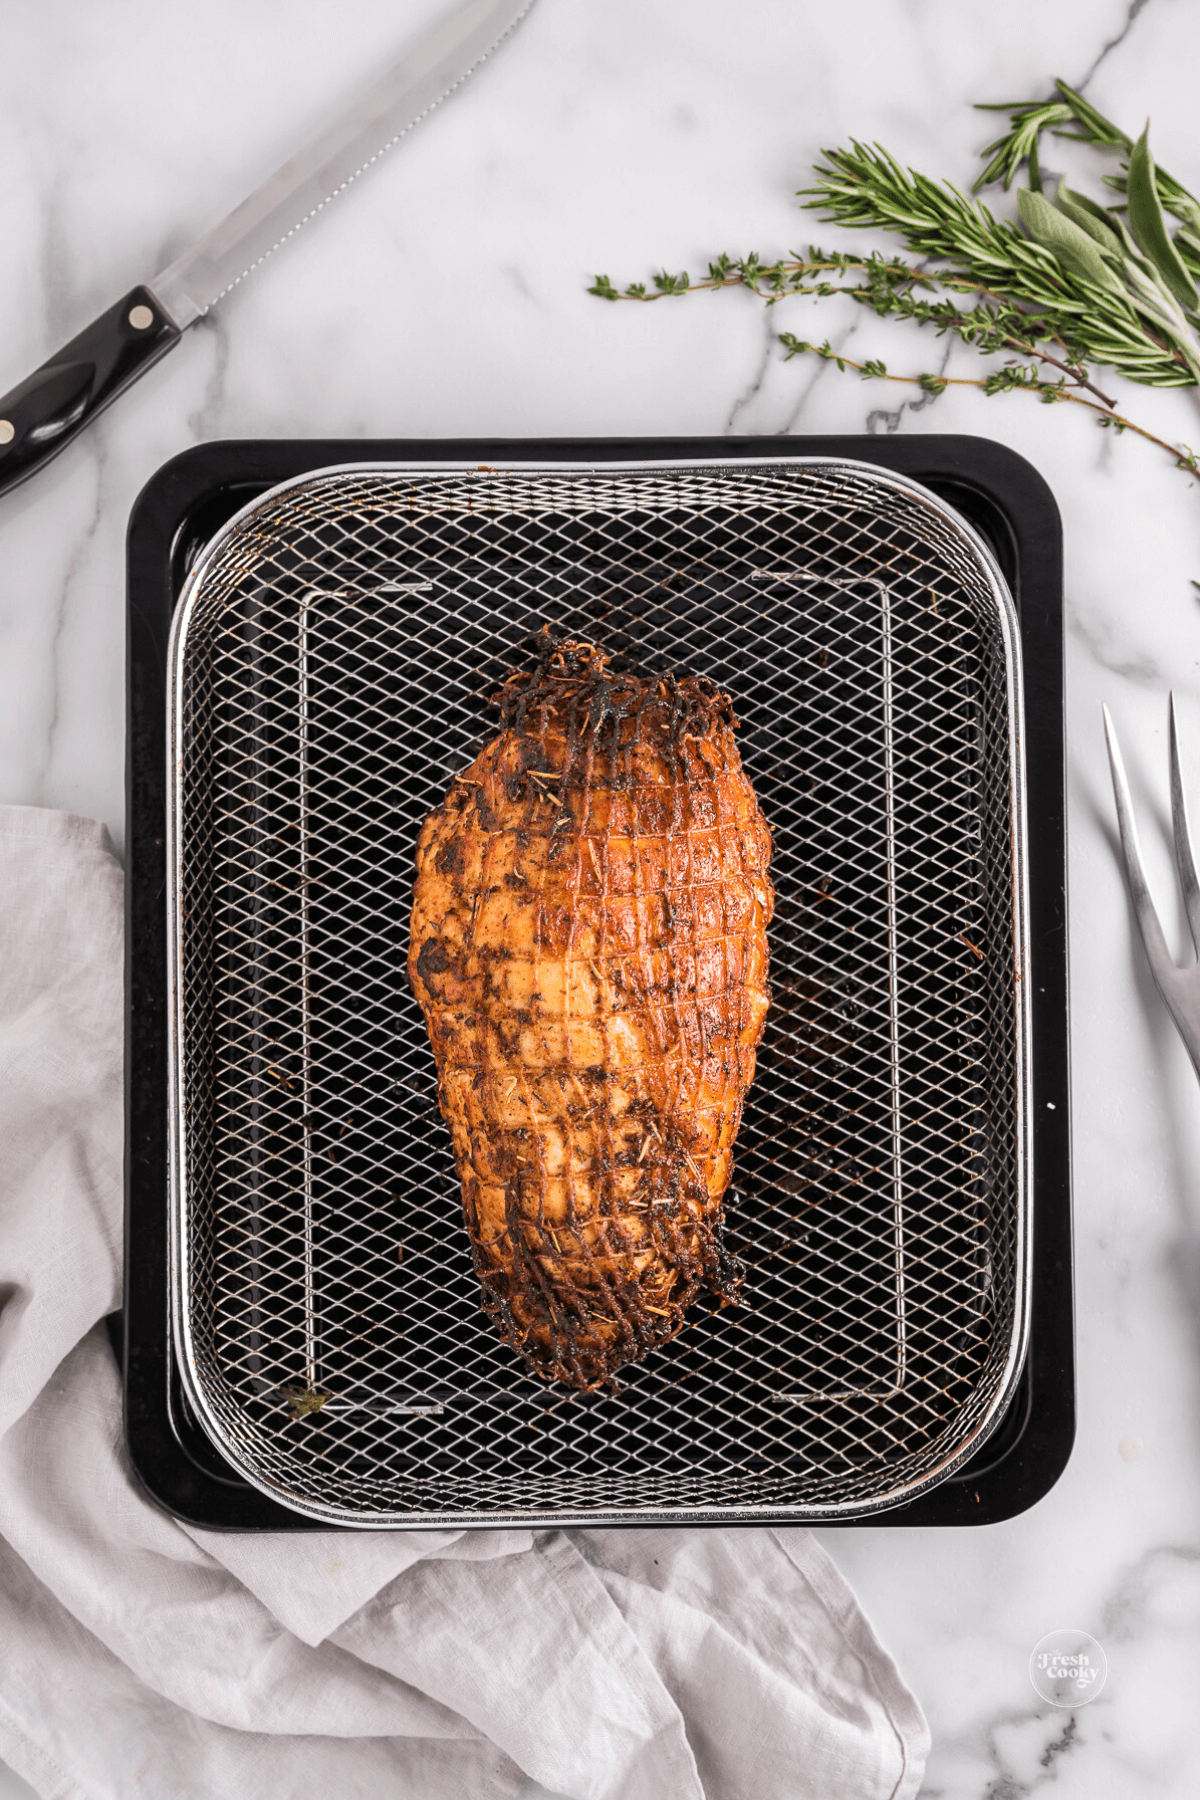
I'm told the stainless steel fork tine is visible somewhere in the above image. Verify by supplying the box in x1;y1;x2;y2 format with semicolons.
1168;692;1200;954
1102;705;1180;993
1104;702;1200;1086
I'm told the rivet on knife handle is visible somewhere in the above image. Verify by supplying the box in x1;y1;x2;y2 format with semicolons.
0;288;180;500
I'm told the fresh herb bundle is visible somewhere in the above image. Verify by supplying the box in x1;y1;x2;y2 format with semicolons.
590;81;1200;482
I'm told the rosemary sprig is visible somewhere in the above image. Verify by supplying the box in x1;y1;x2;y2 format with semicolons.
589;81;1200;489
802;139;1200;383
975;81;1130;193
976;79;1200;277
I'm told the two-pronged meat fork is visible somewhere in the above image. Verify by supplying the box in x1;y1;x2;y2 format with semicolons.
1104;694;1200;1079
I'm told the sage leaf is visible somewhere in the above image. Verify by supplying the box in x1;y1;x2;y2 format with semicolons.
1017;187;1127;297
1053;181;1125;258
1127;126;1199;313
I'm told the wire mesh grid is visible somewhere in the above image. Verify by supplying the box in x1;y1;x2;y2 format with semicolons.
168;458;1030;1525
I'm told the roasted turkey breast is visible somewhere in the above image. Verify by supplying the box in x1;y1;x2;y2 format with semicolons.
408;637;774;1389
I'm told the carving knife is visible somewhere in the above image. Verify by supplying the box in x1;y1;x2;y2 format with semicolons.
0;0;535;500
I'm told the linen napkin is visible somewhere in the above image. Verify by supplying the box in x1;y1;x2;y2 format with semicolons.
0;803;929;1800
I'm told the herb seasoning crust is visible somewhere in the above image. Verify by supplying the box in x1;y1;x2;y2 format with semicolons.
408;638;774;1390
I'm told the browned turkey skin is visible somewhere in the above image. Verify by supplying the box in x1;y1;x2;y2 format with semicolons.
408;638;774;1389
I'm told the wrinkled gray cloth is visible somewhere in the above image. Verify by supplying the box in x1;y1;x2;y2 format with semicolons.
0;804;929;1800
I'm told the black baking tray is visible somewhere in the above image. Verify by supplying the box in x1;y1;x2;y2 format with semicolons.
122;435;1073;1529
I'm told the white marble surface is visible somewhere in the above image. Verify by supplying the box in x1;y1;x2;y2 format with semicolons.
3;1;1200;1794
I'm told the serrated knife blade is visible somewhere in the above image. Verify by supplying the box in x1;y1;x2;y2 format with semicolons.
0;0;536;501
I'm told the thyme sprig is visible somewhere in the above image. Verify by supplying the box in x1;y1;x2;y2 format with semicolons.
590;81;1200;487
592;250;1120;403
777;335;1200;476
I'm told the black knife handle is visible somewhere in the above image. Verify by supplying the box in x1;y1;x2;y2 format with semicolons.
0;286;181;500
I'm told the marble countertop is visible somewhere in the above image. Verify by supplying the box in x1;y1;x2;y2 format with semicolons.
3;1;1200;1794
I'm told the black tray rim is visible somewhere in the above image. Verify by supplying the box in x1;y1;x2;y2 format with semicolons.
124;433;1074;1530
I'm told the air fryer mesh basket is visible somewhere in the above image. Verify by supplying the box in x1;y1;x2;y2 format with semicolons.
167;458;1030;1525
